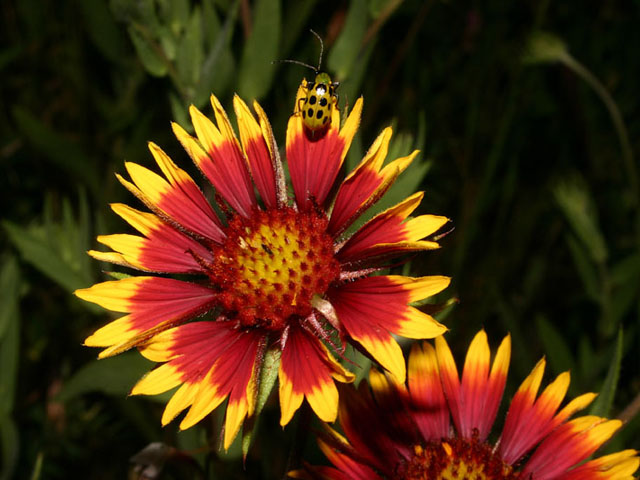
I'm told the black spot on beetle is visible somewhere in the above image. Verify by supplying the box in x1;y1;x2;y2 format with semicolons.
323;116;328;124
316;110;323;120
319;97;328;107
309;95;317;105
308;108;314;118
302;110;306;118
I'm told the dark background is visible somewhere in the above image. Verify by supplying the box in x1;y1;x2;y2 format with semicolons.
1;0;639;478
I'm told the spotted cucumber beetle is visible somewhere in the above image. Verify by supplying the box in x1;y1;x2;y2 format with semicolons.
276;30;339;134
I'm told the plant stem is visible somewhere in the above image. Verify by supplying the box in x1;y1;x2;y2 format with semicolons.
562;55;639;241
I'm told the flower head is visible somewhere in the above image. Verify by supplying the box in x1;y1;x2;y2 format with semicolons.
295;330;639;479
75;86;450;448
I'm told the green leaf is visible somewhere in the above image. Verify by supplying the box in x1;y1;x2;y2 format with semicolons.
57;351;154;403
176;6;203;91
12;107;101;196
241;346;281;458
610;277;639;328
565;234;599;301
79;0;127;62
254;346;281;415
554;175;607;265
28;452;44;480
611;253;640;287
0;258;20;480
590;329;623;417
238;0;281;100
0;416;19;480
280;1;318;57
3;219;90;294
327;0;368;80
169;92;191;131
202;0;221;48
164;0;190;34
522;30;570;65
348;347;372;386
3;193;95;295
105;271;133;281
0;257;21;417
128;23;169;77
339;39;375;105
535;314;575;375
0;258;20;341
578;336;597;385
195;0;237;105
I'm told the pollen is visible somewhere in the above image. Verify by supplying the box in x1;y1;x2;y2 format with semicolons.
400;435;520;480
206;207;340;331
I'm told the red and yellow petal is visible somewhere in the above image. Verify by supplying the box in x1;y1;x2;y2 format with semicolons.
328;126;417;236
408;342;450;441
455;330;492;439
329;275;449;382
337;192;448;264
75;277;216;358
451;331;511;441
367;369;416;458
253;100;287;205
480;333;511;440
117;143;224;243
434;334;462;435
499;358;565;464
555;391;598;423
234;95;277;208
279;325;354;426
91;204;213;273
173;99;256;217
316;437;383;480
522;416;623;479
133;321;264;449
333;380;404;475
557;450;639;480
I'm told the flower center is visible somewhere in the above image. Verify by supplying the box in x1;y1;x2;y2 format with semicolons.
399;437;519;480
207;207;340;330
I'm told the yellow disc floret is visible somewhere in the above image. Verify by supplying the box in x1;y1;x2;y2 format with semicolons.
401;435;519;480
206;207;340;330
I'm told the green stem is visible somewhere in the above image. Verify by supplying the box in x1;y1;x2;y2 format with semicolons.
561;55;639;236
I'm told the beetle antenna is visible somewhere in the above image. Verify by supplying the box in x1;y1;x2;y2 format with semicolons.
272;59;318;73
309;29;324;71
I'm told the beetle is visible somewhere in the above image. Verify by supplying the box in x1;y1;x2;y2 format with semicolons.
301;71;339;131
275;30;339;134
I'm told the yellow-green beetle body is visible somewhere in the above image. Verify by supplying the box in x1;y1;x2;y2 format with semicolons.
275;30;339;134
301;72;339;131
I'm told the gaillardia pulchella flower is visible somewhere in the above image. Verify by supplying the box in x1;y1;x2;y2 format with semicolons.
75;85;450;448
294;330;638;479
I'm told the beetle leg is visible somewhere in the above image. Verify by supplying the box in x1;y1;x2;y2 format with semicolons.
297;97;306;115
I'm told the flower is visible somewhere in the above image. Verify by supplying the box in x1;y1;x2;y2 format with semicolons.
74;85;450;449
295;330;639;479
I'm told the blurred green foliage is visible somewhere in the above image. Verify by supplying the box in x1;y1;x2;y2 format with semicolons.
1;0;639;478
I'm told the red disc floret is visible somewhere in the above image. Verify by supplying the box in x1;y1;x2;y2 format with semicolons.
206;207;340;331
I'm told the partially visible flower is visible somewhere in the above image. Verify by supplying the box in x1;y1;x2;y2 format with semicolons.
295;331;638;479
75;85;450;448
